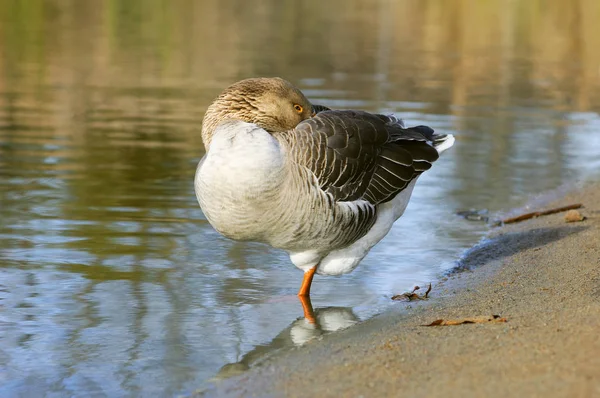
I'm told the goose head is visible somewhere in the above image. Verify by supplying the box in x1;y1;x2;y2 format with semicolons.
201;77;315;149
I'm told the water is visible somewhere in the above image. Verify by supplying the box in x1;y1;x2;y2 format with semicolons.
1;0;600;396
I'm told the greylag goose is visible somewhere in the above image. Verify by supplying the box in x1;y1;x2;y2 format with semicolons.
195;77;454;298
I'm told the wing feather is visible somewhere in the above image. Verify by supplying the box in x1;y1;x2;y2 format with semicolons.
276;110;445;206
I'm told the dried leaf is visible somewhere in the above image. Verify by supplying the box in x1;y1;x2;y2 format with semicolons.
392;283;432;301
564;210;585;223
423;315;507;326
391;292;422;301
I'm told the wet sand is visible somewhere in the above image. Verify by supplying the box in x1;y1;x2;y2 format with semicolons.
206;183;600;398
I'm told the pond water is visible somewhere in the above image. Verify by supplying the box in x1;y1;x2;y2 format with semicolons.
1;0;600;396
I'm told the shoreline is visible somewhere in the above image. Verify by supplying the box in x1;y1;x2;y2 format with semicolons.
202;182;600;398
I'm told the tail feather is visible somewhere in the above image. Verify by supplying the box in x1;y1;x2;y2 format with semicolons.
404;125;455;155
405;125;435;140
432;133;455;155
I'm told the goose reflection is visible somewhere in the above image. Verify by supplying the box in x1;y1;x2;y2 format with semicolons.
213;298;359;381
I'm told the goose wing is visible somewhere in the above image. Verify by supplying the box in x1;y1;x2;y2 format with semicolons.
282;110;442;204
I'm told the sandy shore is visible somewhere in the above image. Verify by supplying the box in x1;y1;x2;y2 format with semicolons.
204;183;600;398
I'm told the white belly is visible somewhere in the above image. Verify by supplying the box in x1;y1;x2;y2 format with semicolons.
195;121;285;241
312;179;417;276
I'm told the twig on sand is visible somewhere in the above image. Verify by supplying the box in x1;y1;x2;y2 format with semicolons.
423;314;507;326
493;203;583;226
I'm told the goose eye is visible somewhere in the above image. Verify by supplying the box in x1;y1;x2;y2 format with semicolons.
294;104;303;113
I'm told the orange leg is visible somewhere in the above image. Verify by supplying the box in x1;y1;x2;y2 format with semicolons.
298;294;316;324
297;265;317;297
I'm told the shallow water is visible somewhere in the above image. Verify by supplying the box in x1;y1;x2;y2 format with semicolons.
1;0;600;396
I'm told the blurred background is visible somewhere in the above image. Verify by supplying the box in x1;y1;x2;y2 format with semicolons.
1;0;599;396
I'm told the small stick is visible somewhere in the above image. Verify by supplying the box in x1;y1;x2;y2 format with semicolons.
493;203;583;226
424;283;432;298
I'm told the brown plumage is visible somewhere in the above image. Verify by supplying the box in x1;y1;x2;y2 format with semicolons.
202;77;314;149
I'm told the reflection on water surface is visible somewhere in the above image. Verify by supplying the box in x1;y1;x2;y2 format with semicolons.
1;0;600;395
